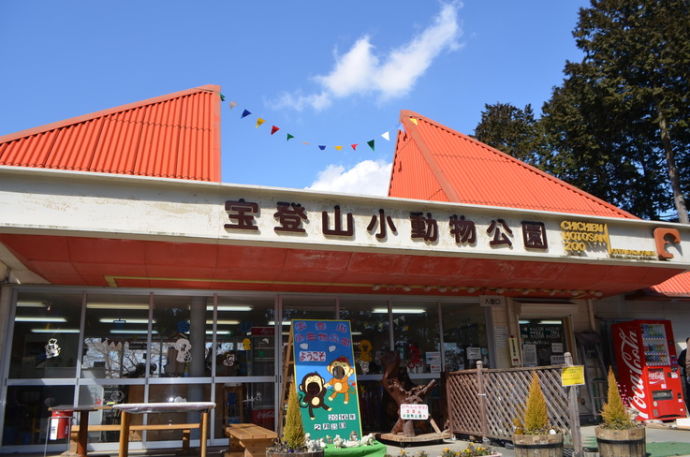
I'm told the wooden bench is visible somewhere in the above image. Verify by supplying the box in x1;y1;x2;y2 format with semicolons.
70;423;200;453
225;423;277;457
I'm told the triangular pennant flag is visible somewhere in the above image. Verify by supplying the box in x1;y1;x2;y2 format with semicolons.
318;145;326;151
287;134;295;141
271;125;280;135
303;141;311;145
241;109;251;118
334;146;343;151
220;93;226;102
229;101;238;109
409;117;418;125
381;131;390;141
256;118;265;128
367;140;375;151
351;144;358;150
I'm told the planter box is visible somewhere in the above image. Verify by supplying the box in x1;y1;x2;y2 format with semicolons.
595;425;645;457
512;433;563;457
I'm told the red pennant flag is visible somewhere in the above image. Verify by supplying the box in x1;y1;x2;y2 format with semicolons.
351;144;358;150
271;125;280;135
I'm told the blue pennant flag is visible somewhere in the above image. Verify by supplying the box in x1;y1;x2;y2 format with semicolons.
318;145;326;151
241;109;251;118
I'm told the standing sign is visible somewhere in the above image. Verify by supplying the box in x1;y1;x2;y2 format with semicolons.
561;365;585;386
292;320;363;440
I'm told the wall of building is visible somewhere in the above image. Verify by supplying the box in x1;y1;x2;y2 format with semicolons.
596;295;690;356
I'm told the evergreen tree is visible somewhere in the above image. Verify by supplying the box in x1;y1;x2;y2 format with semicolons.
572;0;690;222
474;103;547;168
283;387;306;450
523;372;550;434
600;367;635;429
473;0;690;221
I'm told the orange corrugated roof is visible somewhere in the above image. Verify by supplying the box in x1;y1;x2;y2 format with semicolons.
389;110;636;219
0;85;221;181
641;271;690;298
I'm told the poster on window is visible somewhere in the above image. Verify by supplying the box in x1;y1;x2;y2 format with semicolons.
292;319;363;440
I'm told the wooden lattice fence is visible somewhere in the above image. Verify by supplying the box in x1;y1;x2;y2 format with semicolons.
446;362;576;445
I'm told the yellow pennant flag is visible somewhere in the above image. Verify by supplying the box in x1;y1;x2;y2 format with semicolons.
409;117;418;125
256;118;265;128
334;145;343;151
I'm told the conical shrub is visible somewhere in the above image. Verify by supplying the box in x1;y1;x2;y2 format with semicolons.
601;367;635;429
283;386;306;449
523;372;549;434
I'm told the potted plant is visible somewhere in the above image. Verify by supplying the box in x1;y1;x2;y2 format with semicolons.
595;368;645;457
267;387;324;457
512;372;563;457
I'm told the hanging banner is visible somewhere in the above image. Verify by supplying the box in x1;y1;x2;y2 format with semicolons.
292;319;362;440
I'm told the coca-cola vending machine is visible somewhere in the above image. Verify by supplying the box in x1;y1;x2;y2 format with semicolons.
612;320;686;421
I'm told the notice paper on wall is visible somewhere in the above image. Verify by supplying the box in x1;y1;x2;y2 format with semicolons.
523;343;538;366
426;351;441;372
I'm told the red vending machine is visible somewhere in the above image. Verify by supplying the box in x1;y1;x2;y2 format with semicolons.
612;320;686;421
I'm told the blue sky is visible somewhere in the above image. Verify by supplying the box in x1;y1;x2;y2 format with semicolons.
0;1;588;195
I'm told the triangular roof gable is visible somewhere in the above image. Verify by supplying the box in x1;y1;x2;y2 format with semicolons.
0;85;221;182
389;110;636;219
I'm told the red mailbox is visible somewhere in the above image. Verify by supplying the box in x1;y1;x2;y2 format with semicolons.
49;410;73;440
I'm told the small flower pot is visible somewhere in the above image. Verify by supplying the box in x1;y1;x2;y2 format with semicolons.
512;432;563;457
595;425;645;457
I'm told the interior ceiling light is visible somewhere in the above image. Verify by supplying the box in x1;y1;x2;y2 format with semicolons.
31;328;80;334
87;303;148;310
538;320;562;325
110;329;159;335
17;301;47;308
206;320;239;325
99;318;152;324
16;316;67;323
206;330;231;335
267;321;291;326
206;305;253;311
372;308;426;314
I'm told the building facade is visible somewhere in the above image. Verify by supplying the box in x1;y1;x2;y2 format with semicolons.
1;86;688;452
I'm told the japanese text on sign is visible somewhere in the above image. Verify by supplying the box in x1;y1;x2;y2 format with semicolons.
224;199;550;252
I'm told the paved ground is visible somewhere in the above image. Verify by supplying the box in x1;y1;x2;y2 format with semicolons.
380;425;690;457
16;426;690;457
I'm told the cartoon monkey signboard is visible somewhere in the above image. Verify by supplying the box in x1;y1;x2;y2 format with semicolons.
292;319;363;440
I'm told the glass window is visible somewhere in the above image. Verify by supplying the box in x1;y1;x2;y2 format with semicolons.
338;298;391;375
281;296;337;346
3;385;74;445
519;319;567;367
82;294;150;378
442;303;489;370
10;293;83;378
391;302;440;374
77;384;130;442
151;295;213;378
214;382;275;437
214;296;275;377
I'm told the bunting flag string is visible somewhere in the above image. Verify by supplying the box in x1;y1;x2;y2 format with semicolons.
226;98;410;154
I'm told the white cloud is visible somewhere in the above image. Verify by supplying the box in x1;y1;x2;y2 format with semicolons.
273;2;461;111
306;160;392;196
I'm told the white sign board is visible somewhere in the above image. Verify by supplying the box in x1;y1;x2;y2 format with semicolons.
400;403;429;420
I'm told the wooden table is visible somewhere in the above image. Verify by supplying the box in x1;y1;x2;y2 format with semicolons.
112;402;215;457
225;423;277;457
48;404;98;457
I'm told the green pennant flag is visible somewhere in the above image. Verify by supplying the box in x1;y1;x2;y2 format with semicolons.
287;134;295;141
367;139;375;151
220;93;226;102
